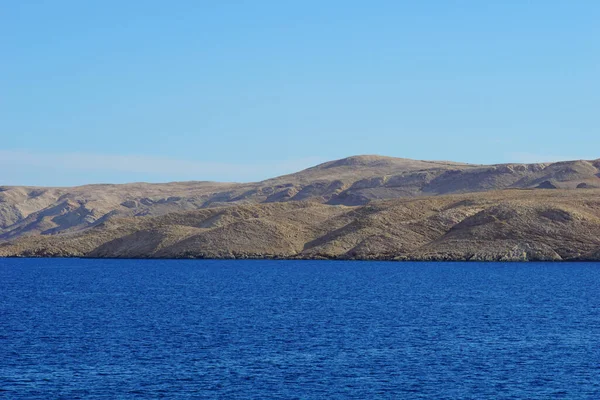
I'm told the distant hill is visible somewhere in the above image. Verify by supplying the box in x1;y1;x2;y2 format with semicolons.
1;155;599;245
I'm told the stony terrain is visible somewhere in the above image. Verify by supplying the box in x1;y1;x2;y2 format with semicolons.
1;155;600;261
1;155;600;241
2;187;600;261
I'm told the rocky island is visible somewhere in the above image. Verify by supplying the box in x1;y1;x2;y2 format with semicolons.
2;155;600;261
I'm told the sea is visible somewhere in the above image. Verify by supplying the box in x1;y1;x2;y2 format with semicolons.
1;258;599;399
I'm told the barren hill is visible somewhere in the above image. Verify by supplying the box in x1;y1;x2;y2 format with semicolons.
1;155;600;257
3;188;600;261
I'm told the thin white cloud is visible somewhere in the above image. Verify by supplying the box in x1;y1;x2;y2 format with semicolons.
0;150;327;183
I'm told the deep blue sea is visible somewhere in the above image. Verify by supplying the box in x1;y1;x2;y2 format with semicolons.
1;259;600;399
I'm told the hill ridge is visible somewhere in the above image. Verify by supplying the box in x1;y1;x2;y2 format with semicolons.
1;154;599;241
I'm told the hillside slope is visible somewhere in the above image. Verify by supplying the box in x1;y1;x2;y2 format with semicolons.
1;155;599;240
3;189;600;261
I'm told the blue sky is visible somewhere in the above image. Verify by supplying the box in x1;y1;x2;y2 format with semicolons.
2;1;599;186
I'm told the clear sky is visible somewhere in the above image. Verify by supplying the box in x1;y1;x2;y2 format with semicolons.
2;1;599;186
